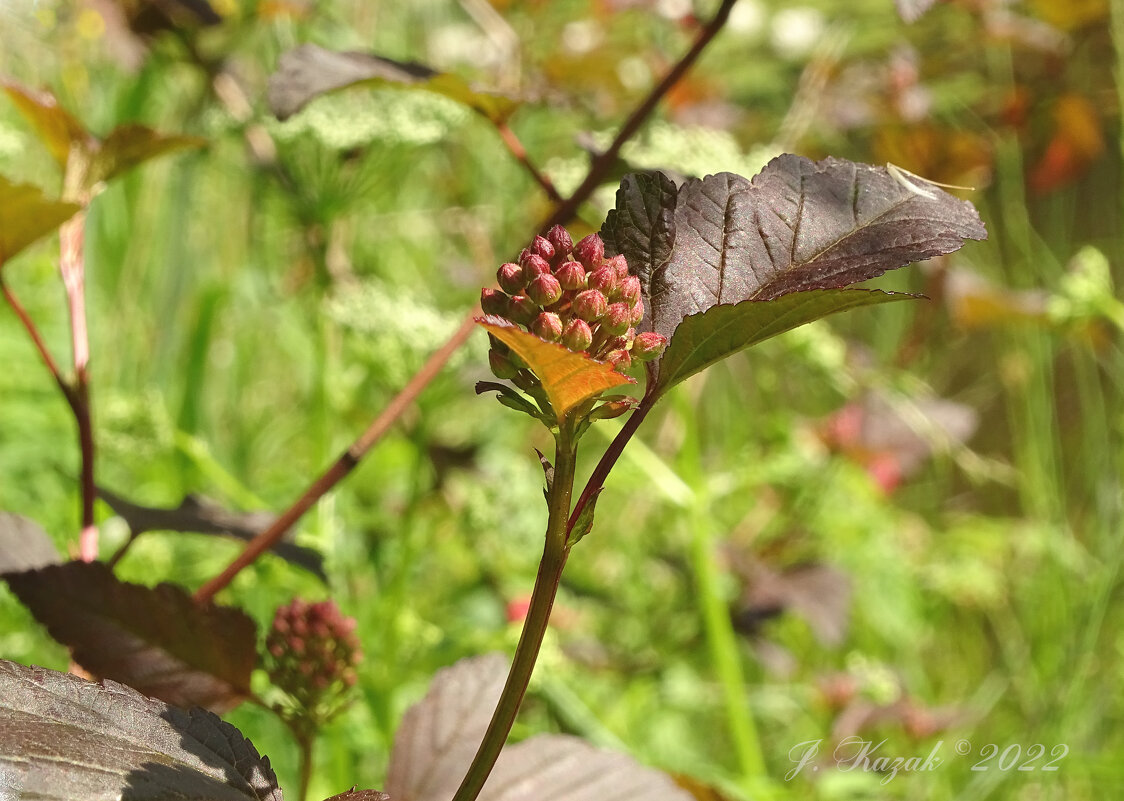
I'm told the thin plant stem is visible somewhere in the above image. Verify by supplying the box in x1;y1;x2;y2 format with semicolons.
193;310;480;603
450;416;579;801
58;150;97;561
0;277;75;405
541;0;739;232
495;120;562;204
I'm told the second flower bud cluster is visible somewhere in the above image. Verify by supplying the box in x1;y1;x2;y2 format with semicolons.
482;226;667;378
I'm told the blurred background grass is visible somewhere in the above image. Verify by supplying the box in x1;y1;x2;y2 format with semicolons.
2;0;1123;799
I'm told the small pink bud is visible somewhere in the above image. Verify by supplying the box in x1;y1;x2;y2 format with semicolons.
602;302;631;335
630;299;645;324
619;274;641;305
507;294;539;326
526;273;563;307
606;349;632;370
480;288;510;317
555;260;586;291
605;254;629;282
497;262;525;294
588;266;617;296
631;331;667;361
520;253;551;284
562;318;594;351
532;311;564;342
573;233;605;269
572;289;608;322
529;234;555;263
546;225;574;258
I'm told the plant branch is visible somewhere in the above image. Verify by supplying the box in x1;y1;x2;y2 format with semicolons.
193;310;480;603
451;416;579;801
0;277;76;406
59;151;98;562
541;0;739;231
494;120;563;204
567;390;654;538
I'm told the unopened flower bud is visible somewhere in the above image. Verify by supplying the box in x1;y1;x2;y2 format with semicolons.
529;235;555;263
520;253;551;284
526;273;563;307
631;331;668;361
480;288;510;317
555;260;586;290
489;348;520;379
605;254;629;282
497;262;525;294
573;234;605;269
546;225;574;258
508;294;539;326
531;311;564;342
588;266;617;296
602;302;631;335
572;289;608;322
562;318;593;351
606;349;632;370
630;299;645;324
619;274;641;305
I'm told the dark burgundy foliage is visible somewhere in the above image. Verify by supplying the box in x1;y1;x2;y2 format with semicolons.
2;561;257;712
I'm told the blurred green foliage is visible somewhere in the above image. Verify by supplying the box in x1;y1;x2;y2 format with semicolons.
2;1;1123;799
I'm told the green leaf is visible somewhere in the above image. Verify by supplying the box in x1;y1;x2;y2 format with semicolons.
268;44;519;123
0;176;81;266
89;124;207;186
2;561;257;712
0;660;283;801
2;80;90;167
477;316;634;420
568;488;602;547
653;289;917;397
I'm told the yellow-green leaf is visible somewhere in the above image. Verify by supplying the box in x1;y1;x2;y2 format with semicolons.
478;316;634;419
2;81;90;167
0;176;81;266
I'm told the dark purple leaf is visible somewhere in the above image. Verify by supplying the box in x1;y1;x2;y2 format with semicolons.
322;790;392;801
386;653;507;801
386;654;692;801
0;512;60;573
268;44;518;122
98;487;325;581
482;735;692;801
654;288;916;396
0;659;282;801
600;155;985;393
2;561;257;712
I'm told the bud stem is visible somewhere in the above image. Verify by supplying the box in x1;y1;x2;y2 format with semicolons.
451;417;580;801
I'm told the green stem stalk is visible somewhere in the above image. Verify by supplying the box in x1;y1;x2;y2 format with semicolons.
450;417;580;801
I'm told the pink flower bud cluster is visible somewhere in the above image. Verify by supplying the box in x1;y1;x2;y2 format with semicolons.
483;227;667;378
265;597;362;715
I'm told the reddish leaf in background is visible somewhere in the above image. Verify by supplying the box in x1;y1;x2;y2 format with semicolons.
1029;94;1105;195
2;561;257;712
819;391;979;493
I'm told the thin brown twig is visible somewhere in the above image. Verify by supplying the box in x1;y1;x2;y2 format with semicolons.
541;0;740;232
193;310;480;603
494;120;563;204
0;277;76;406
